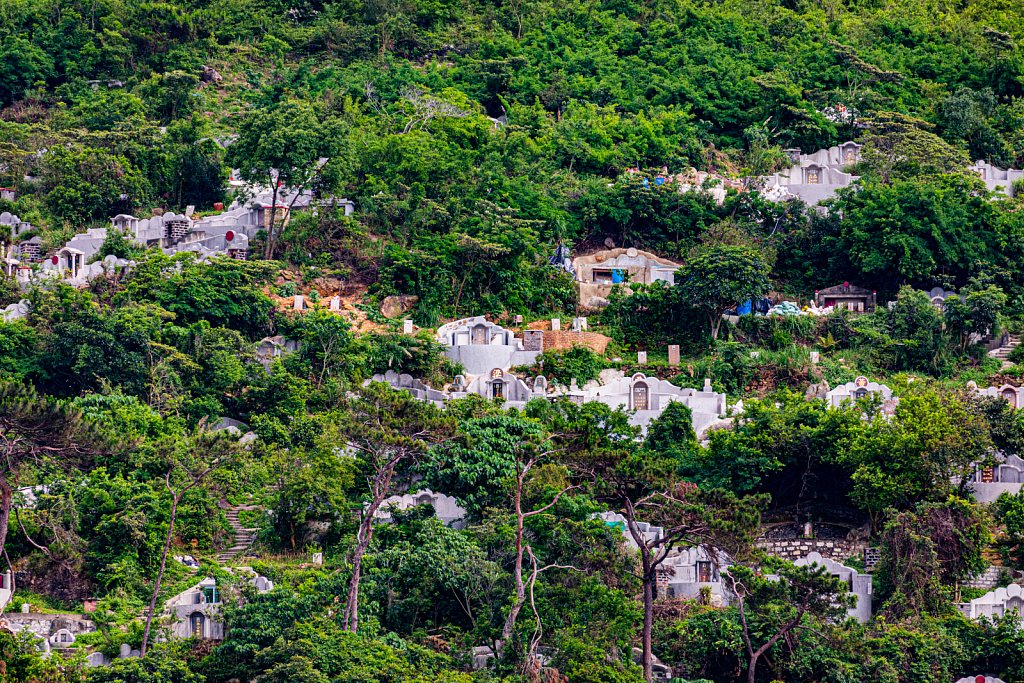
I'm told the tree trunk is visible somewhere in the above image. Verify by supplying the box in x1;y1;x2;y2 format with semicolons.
500;528;526;647
0;477;11;571
710;312;721;340
344;513;374;633
345;469;395;633
640;562;655;683
500;480;527;655
747;651;761;683
264;179;280;260
142;493;179;656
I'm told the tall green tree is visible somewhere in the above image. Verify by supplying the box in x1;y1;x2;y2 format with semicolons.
0;382;107;569
841;385;992;524
338;382;454;632
726;562;852;683
676;245;771;340
228;100;344;259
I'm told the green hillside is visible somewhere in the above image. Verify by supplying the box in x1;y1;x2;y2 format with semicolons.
2;1;1024;682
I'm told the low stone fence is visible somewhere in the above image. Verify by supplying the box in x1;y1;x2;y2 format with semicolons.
757;538;866;563
0;612;95;638
964;565;1009;590
542;330;611;354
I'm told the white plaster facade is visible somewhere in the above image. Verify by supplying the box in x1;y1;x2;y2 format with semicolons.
794;551;872;623
373;489;467;527
660;546;733;604
968;382;1023;410
973;160;1023;198
164;577;225;640
567;373;727;435
825;378;893;408
572;248;681;309
436;317;541;376
0;570;11;613
958;583;1024;622
0;211;33;237
762;142;861;206
963;453;1024;504
597;511;664;550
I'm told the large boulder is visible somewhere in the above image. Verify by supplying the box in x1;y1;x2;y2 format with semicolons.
200;65;223;83
380;294;418;319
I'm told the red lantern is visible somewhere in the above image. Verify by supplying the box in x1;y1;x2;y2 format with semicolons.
51;255;59;265
225;230;235;242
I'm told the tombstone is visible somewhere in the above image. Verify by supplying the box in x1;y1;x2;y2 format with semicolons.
312;552;323;566
668;345;680;367
514;314;523;325
119;643;132;659
637;351;647;364
863;547;881;571
293;295;304;310
21;602;29;613
1001;385;1020;409
804;381;830;401
403;319;414;334
572;316;588;332
750;351;760;359
452;375;466;392
50;629;75;646
703;378;713;393
632;380;649;410
472;646;496;670
523;330;544;352
86;652;108;667
551;318;561;331
810;351;820;364
329;296;341;311
533;375;547;393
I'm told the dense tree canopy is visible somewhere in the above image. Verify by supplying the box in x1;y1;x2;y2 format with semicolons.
2;0;1024;682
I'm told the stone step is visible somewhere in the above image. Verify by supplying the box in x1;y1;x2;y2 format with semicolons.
217;503;262;564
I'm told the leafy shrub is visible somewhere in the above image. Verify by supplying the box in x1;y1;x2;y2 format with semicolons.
536;346;609;385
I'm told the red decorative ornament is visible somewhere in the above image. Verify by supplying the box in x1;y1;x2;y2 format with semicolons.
51;255;59;265
225;230;235;242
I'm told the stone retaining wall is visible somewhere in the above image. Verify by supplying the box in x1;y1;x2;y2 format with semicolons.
757;538;866;563
0;613;95;638
542;330;611;354
964;566;1005;590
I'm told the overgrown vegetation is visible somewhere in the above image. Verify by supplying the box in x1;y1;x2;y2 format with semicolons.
3;0;1024;681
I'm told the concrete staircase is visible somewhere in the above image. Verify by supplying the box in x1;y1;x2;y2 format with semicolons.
217;504;260;564
988;334;1020;368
